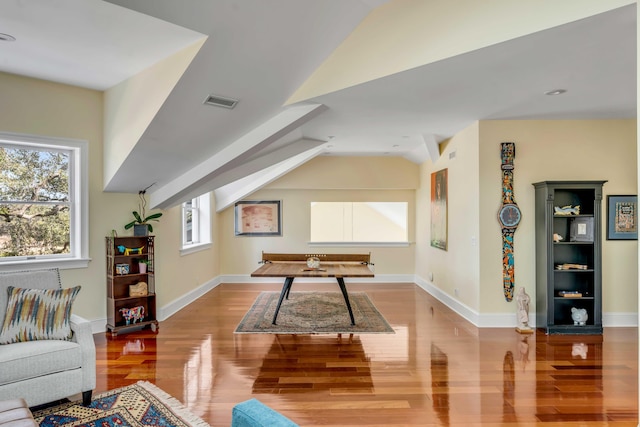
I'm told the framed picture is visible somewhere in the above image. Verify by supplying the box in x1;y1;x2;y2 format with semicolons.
607;195;637;240
430;168;448;250
235;200;282;236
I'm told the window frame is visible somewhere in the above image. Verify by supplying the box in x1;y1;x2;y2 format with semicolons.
180;192;212;255
0;132;89;271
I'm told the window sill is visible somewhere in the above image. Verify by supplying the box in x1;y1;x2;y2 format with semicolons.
180;242;212;256
0;257;91;272
308;242;411;247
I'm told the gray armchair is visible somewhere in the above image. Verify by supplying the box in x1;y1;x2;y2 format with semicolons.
0;268;96;406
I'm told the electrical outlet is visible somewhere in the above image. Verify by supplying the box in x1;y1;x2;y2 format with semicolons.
454;288;459;297
428;272;434;281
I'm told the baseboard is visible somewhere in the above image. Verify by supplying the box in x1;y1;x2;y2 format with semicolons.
603;312;638;327
157;276;222;321
88;273;637;334
413;274;637;328
413;275;484;327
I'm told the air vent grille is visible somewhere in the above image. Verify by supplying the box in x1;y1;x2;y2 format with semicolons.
203;94;238;109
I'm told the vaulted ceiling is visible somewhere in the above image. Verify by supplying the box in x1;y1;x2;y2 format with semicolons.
0;1;635;211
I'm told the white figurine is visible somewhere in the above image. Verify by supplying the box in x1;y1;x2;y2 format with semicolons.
571;307;588;326
515;287;532;333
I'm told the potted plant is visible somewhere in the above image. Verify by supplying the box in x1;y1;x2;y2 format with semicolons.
138;259;150;274
124;190;163;236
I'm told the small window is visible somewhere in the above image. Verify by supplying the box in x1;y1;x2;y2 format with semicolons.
310;202;408;244
0;132;88;269
181;193;211;254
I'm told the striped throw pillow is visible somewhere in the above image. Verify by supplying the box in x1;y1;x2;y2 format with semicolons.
0;286;81;344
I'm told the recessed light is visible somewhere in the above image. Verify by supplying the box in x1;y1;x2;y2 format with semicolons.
392;144;400;148
544;89;567;96
0;33;16;42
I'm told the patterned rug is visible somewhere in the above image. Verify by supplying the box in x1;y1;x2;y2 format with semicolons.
235;291;395;334
32;381;209;427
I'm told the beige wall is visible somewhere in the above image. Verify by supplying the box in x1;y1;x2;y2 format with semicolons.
415;119;637;321
478;120;638;317
153;195;219;308
0;72;219;322
219;157;419;276
416;123;481;310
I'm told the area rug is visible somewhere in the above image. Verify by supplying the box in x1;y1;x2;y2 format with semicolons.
235;291;395;334
32;381;209;427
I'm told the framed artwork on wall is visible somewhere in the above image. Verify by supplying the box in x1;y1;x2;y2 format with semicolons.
607;195;637;240
430;168;448;250
234;200;282;236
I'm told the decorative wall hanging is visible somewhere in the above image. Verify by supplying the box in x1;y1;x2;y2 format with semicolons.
498;142;521;301
606;195;638;240
430;168;448;250
235;200;282;236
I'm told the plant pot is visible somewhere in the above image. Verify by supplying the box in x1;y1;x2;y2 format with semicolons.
138;262;147;274
133;224;149;236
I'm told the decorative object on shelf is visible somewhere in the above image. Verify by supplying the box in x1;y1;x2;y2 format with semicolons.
138;259;150;274
606;195;638;240
117;245;144;256
570;217;594;242
553;233;564;242
515;287;533;334
119;306;145;325
559;290;582;298
554;205;580;215
124;188;163;236
430;168;448;250
498;142;521;302
555;263;588;270
116;264;129;275
234;200;282;236
306;256;320;269
129;281;148;297
571;307;588;326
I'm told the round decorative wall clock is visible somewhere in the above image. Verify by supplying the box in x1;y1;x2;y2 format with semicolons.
498;142;521;302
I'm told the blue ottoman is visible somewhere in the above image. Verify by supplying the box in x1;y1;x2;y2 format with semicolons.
231;399;299;427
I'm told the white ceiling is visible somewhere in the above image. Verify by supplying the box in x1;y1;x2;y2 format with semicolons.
0;1;636;208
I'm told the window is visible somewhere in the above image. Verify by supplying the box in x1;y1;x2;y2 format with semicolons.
310;202;408;245
0;132;88;269
181;193;211;255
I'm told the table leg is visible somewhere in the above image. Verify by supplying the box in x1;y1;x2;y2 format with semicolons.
272;277;294;325
337;277;355;325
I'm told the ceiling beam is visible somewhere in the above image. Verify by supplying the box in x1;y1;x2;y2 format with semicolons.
214;145;326;212
149;102;327;209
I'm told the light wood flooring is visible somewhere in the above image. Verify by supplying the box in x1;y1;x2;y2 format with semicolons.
93;283;638;426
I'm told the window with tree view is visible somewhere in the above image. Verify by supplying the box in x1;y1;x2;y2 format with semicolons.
0;141;77;260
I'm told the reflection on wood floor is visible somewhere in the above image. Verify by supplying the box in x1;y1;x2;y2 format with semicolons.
93;283;638;426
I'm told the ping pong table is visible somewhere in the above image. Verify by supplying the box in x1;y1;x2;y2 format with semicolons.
250;252;374;325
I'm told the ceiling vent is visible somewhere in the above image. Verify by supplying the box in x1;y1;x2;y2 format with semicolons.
203;94;238;109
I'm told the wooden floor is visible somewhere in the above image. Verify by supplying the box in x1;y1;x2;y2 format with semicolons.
93;283;639;426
